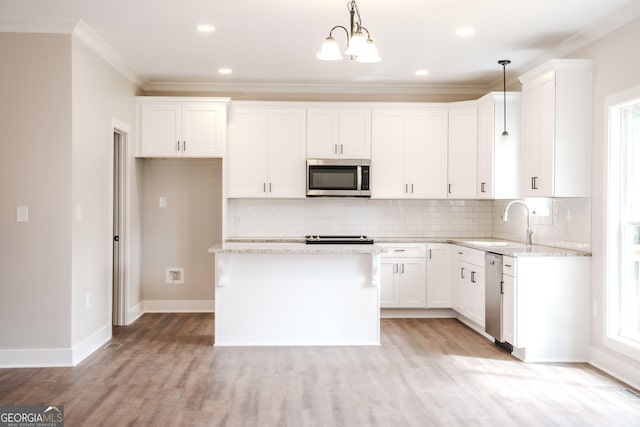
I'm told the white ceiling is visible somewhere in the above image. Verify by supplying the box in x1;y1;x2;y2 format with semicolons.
2;0;640;91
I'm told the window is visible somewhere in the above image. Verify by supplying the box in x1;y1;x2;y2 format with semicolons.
607;87;640;359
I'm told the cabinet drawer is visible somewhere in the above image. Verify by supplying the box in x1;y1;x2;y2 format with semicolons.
379;243;427;258
503;256;516;277
453;245;485;266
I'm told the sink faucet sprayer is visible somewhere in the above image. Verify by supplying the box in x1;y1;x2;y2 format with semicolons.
501;200;533;246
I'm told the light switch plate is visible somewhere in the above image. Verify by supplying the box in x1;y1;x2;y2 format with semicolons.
16;205;28;223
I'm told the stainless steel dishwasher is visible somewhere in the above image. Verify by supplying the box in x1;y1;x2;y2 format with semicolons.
485;252;504;343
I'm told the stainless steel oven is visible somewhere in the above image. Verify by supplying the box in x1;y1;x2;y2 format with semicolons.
306;159;371;197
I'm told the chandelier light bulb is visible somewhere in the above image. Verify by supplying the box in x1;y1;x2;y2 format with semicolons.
355;39;381;63
317;37;343;60
345;31;367;57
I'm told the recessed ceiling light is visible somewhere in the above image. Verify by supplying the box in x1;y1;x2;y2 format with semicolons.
415;70;429;77
218;68;232;74
455;26;474;37
197;25;215;32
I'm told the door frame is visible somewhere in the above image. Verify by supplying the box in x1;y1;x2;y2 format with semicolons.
111;118;131;326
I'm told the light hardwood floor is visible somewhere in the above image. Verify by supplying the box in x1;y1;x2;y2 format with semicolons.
1;314;639;426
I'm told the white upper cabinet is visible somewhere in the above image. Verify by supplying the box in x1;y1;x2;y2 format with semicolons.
136;97;229;158
228;103;306;198
371;107;448;199
477;92;522;199
307;107;371;159
518;59;593;197
447;103;478;199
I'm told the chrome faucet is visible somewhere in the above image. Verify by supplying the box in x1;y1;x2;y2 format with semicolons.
501;200;533;245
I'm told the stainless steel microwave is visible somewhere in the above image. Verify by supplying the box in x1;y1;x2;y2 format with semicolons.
306;159;371;197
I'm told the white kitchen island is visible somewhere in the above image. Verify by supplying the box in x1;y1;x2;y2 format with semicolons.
208;243;384;346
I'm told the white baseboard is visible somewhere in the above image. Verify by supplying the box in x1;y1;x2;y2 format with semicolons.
381;308;457;319
0;324;111;368
127;302;144;324
72;322;112;366
142;299;214;313
0;348;73;368
589;346;640;391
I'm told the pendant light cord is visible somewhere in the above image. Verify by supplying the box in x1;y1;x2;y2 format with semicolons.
498;60;511;136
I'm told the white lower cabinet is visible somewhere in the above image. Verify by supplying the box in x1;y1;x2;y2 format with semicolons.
451;246;485;327
505;256;590;362
426;243;451;308
502;256;517;346
379;244;427;308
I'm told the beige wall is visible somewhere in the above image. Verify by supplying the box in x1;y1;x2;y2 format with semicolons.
0;33;73;350
141;159;222;302
70;37;140;346
571;17;640;381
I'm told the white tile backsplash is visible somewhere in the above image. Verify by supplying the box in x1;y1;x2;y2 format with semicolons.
228;197;591;251
228;198;493;239
491;198;591;252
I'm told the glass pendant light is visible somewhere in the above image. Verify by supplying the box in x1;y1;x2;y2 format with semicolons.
317;37;343;60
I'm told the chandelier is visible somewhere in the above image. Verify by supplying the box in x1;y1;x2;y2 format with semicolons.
316;0;381;63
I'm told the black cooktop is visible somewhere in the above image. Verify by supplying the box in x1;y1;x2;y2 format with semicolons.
305;235;374;245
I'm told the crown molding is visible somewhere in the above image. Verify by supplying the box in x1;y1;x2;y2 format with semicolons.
0;18;146;88
0;17;77;34
143;80;490;98
71;20;146;88
516;1;640;81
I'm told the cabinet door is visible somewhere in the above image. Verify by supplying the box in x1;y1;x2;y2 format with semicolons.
426;244;451;308
266;109;307;198
227;108;268;197
398;258;426;307
451;258;466;313
476;100;494;199
448;107;478;198
522;73;554;197
502;273;516;346
307;108;338;158
339;109;371;158
379;259;398;307
409;109;449;199
181;103;225;157
140;103;181;157
468;267;486;327
371;110;408;198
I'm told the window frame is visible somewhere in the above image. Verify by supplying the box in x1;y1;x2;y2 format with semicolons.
605;86;640;361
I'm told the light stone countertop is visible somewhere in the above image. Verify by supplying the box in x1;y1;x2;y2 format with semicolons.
218;237;591;257
208;242;385;255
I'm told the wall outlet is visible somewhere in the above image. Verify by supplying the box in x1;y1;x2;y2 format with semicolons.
166;268;184;284
159;197;167;209
16;205;29;223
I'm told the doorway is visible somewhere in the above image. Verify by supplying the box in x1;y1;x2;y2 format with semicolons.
112;128;127;326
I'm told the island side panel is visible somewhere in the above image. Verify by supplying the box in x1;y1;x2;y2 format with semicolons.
214;252;380;346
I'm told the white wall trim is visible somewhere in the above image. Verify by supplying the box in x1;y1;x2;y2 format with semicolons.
143;300;215;313
143;80;490;97
0;17;77;34
71;323;112;366
589;346;640;391
128;303;144;325
72;20;145;88
0;18;145;88
0;348;73;368
381;308;457;319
